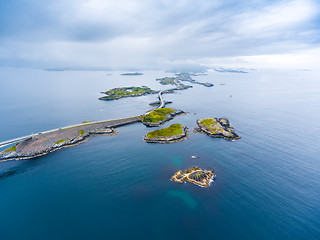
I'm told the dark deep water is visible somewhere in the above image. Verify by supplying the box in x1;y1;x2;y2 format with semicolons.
0;68;319;240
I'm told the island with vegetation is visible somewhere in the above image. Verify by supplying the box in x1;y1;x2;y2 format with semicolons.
171;167;215;187
141;108;185;127
144;123;188;143
175;73;214;87
156;73;213;87
99;86;157;101
156;77;177;85
195;118;240;140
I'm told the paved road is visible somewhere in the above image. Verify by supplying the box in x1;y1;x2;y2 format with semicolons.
1;78;187;149
157;90;165;108
0;116;140;149
156;79;182;109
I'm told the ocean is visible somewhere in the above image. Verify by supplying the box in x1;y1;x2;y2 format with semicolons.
0;68;319;239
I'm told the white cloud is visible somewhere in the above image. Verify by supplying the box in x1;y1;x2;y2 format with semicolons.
235;0;318;36
0;0;319;69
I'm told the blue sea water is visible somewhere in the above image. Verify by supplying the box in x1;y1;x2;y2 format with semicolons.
0;68;319;240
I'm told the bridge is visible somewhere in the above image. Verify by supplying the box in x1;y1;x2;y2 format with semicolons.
0;78;185;150
0;116;141;149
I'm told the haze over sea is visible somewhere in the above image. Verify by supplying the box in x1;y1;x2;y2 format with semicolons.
0;67;319;239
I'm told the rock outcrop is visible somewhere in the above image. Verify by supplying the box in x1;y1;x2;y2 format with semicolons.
196;118;240;140
171;167;215;187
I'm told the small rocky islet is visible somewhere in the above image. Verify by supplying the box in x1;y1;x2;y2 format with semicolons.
144;123;188;143
195;117;240;140
171;167;215;187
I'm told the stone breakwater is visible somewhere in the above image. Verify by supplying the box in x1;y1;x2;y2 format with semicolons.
144;126;188;143
142;110;185;127
0;116;141;162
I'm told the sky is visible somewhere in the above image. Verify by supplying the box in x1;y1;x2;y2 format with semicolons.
0;0;319;70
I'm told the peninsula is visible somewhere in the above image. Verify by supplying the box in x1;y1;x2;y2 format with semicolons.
141;108;185;127
171;167;215;187
99;86;157;101
195;118;240;140
144;123;188;143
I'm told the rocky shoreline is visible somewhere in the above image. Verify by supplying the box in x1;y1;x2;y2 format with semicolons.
171;167;215;187
196;118;240;140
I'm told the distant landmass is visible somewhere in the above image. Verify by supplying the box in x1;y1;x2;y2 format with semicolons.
213;67;248;73
121;72;143;76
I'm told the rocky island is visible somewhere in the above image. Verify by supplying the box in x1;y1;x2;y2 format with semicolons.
156;73;213;88
99;86;157;101
175;73;214;87
141;108;185;127
196;118;240;140
144;123;188;143
171;167;215;187
156;77;177;85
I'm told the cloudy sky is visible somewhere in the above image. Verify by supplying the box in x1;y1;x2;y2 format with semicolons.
0;0;319;69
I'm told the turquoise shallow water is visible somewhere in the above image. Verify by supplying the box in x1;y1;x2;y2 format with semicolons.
0;68;320;239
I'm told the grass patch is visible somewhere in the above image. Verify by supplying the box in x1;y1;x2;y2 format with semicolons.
142;108;175;123
147;124;183;138
1;143;19;153
79;130;85;136
55;139;68;145
200;118;224;133
82;121;93;124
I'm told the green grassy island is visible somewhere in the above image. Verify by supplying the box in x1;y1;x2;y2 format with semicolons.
141;108;185;127
99;86;157;101
156;77;176;85
196;118;240;140
144;124;188;143
171;167;215;187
